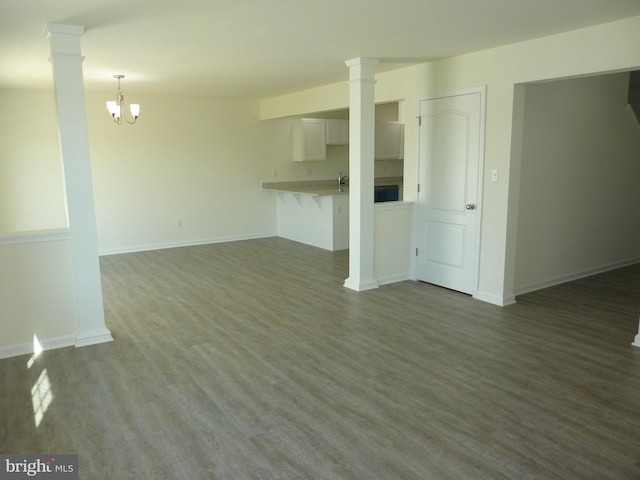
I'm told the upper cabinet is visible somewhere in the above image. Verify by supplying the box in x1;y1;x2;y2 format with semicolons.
326;119;349;145
292;117;404;161
375;121;404;160
293;118;327;162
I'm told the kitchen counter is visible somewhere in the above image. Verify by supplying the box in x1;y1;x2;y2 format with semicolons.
262;176;402;197
265;183;349;251
262;180;348;196
263;177;406;251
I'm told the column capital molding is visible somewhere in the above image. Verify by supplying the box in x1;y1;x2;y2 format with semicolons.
345;57;379;68
46;24;85;57
45;23;85;37
345;58;379;83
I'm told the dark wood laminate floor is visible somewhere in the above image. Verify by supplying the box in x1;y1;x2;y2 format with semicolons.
2;237;640;479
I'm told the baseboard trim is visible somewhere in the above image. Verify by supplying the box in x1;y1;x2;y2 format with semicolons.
376;273;411;286
99;232;277;256
75;327;114;348
343;277;380;292
0;334;76;360
514;257;640;297
0;328;115;360
474;291;516;307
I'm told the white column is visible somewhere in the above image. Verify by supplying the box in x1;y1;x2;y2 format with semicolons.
45;24;113;347
343;57;379;292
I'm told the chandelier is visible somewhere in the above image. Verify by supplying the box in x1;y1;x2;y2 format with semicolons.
106;74;140;124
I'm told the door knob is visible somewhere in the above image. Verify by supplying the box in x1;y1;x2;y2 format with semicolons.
465;203;476;210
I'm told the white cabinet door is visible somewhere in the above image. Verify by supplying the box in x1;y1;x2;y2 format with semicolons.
293;118;326;161
375;121;404;160
326;119;349;145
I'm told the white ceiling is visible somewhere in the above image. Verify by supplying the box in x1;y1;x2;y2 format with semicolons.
2;0;640;98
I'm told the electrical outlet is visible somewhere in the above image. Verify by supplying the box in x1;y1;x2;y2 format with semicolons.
176;219;183;228
305;168;312;177
272;169;278;178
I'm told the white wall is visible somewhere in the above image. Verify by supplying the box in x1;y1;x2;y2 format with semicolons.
0;232;78;358
514;73;640;293
261;14;640;304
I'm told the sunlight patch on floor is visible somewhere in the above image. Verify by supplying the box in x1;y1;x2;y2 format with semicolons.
31;368;53;428
27;335;53;427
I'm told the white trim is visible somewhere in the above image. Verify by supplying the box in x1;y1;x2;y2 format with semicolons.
99;232;277;256
0;229;70;246
376;273;411;286
413;86;487;298
0;334;76;360
75;327;113;348
474;87;488;298
632;330;640;348
410;110;421;282
632;312;640;346
474;291;517;307
513;258;640;297
343;277;379;292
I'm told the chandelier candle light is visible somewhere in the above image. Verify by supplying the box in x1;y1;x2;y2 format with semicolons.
106;74;140;124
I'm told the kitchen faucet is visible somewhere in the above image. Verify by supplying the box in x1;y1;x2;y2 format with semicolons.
338;171;348;185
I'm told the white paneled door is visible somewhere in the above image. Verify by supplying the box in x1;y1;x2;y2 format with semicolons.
416;91;484;295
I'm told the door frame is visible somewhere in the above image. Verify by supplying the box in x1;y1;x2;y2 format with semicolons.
411;86;487;297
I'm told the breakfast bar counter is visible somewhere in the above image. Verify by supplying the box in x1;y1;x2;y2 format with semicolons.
262;180;349;197
262;180;349;251
262;177;404;251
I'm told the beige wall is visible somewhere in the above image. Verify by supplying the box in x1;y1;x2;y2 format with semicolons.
0;89;405;253
260;14;640;304
87;92;282;253
0;90;67;232
1;89;364;253
515;73;640;293
0;233;78;358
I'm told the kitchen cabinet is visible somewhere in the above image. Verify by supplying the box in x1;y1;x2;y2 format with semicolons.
292;118;326;162
375;121;404;160
292;117;403;161
326;119;349;145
